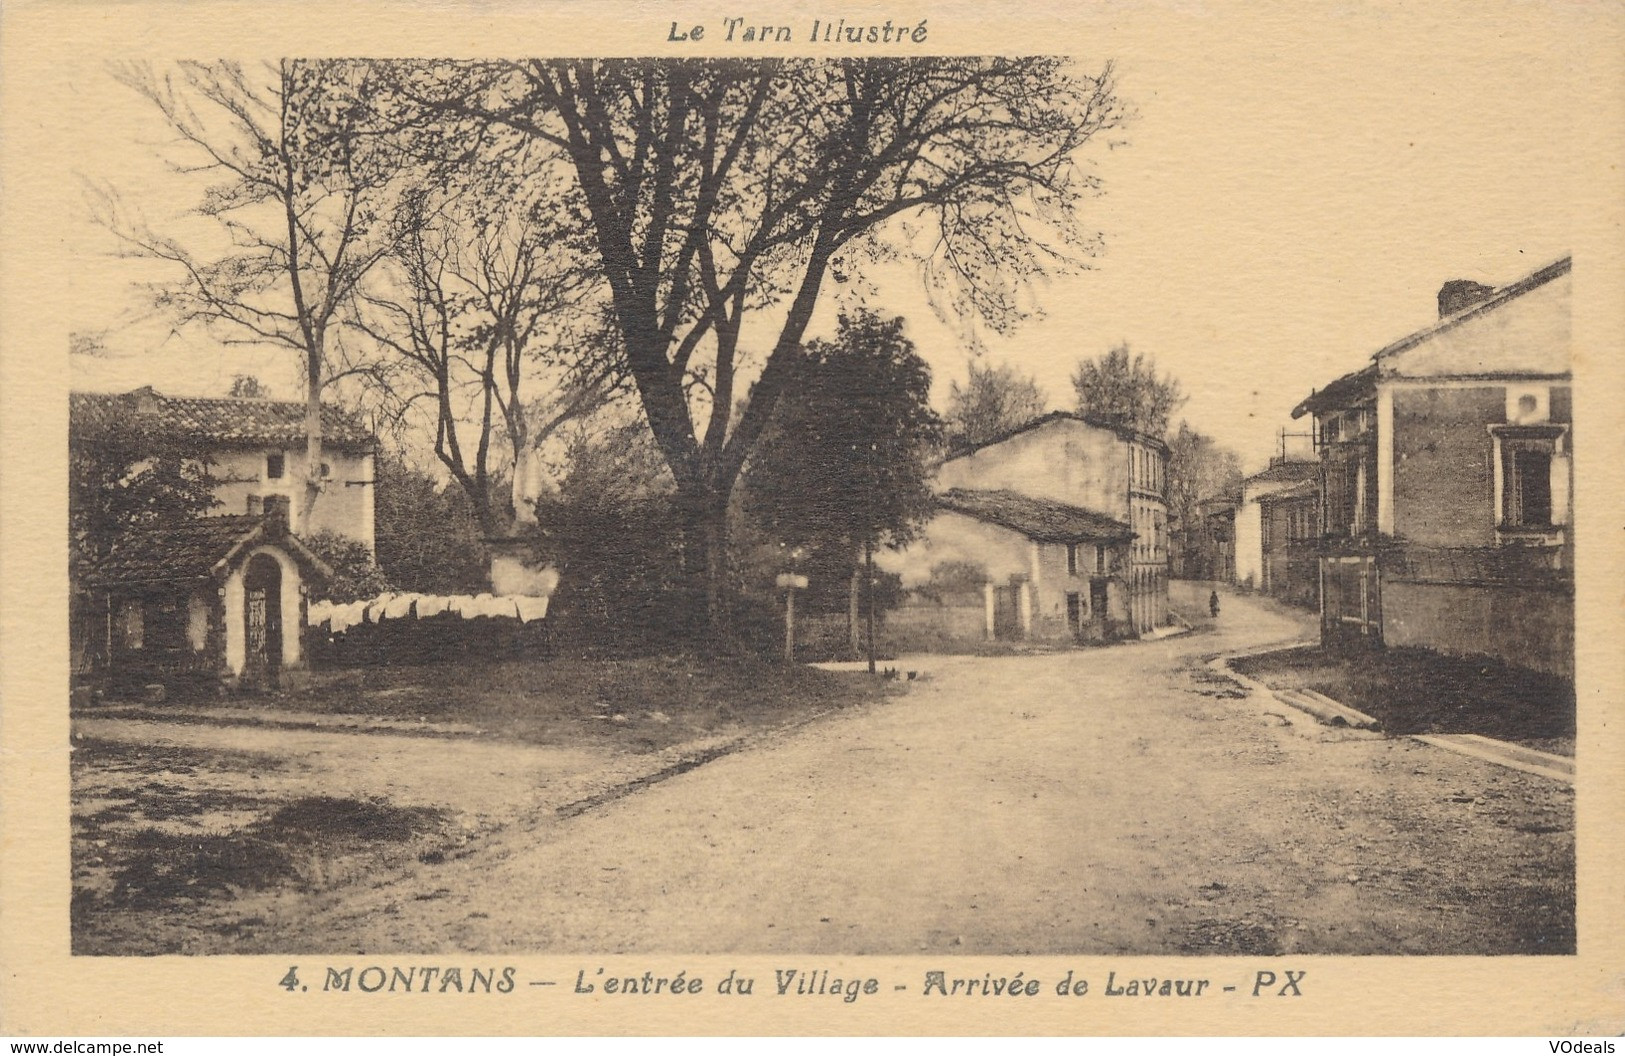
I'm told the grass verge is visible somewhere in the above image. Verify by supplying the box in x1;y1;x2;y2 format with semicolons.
271;654;898;753
1230;645;1574;756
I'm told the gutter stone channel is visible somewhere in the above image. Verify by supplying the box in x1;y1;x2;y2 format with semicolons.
1211;643;1574;786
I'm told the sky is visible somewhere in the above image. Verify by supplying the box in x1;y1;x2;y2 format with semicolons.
64;3;1593;475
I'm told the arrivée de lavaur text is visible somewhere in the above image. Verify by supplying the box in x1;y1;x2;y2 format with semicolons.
286;964;1313;1003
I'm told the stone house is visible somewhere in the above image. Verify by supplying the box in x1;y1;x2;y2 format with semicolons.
70;386;378;552
882;411;1169;642
1291;256;1573;679
1235;459;1321;608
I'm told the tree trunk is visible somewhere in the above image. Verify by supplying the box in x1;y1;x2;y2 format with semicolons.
689;488;732;648
302;356;324;530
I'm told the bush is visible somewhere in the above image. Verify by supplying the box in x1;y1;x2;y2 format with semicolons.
300;531;391;603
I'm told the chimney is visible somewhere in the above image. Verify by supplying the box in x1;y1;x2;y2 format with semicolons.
1437;279;1496;318
128;385;160;415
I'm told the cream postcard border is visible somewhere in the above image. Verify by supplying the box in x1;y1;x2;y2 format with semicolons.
2;0;1622;1037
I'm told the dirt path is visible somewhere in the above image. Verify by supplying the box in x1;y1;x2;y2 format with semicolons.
243;587;1572;955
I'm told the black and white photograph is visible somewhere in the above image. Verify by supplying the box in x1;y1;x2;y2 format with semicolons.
3;0;1623;1039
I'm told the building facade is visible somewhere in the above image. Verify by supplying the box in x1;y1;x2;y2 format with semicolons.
1292;257;1573;679
1235;460;1321;608
884;412;1170;640
1255;478;1320;609
70;386;378;552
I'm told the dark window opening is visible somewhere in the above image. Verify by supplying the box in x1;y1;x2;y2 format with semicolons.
1066;544;1079;575
1508;448;1553;527
144;598;187;651
266;453;285;479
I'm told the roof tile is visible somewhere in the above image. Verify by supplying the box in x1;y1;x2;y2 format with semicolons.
937;488;1134;543
71;387;374;450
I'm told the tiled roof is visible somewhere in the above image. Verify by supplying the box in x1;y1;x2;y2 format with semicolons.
1289;364;1378;420
1244;459;1320;488
71;387;374;451
945;411;1169;461
1256;479;1318;504
89;515;331;587
937;488;1134;544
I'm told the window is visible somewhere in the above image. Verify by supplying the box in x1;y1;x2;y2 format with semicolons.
266;453;285;479
145;598;186;651
1506;448;1553;527
1095;545;1107;574
117;599;143;650
1066;543;1079;575
1493;425;1565;530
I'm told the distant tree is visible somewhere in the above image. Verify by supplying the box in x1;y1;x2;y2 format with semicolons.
914;559;992;604
743;311;945;661
1071;343;1185;437
229;374;267;398
944;360;1048;451
1165;420;1243;578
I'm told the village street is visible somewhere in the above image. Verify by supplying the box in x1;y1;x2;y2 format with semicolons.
252;587;1572;956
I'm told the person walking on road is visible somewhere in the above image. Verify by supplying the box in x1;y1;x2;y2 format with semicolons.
1209;590;1221;619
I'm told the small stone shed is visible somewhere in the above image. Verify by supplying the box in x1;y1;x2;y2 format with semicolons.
73;515;331;695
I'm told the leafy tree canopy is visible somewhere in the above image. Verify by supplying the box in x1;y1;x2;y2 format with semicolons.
1071;342;1185;438
743;310;944;560
945;359;1048;451
377;55;1128;632
69;420;220;583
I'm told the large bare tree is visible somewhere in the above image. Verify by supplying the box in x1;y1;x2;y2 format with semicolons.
97;60;401;522
349;185;623;535
378;57;1129;634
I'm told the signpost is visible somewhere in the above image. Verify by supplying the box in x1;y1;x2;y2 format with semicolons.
776;572;809;662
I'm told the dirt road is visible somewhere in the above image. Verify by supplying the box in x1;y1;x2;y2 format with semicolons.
257;587;1572;955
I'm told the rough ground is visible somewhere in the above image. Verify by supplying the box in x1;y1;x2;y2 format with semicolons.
73;583;1572;956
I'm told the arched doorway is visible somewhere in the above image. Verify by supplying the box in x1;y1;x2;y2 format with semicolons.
243;553;283;689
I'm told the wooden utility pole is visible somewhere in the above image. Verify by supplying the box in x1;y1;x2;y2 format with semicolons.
865;541;877;675
777;572;808;663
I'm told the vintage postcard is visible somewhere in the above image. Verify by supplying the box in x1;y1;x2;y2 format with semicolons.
2;0;1622;1039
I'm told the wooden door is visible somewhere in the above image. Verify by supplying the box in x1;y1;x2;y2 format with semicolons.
243;555;283;689
1090;579;1109;632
